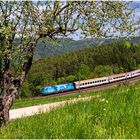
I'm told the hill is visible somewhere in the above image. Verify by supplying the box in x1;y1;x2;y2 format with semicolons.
22;41;140;97
34;37;140;60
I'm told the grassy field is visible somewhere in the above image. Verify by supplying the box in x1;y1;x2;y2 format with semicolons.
0;83;140;138
12;86;115;109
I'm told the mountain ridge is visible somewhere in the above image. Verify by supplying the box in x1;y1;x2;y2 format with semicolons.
34;37;140;60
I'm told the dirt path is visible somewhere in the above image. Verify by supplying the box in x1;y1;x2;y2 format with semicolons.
9;95;100;120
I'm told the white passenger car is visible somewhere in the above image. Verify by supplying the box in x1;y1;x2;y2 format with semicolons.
131;69;140;77
109;73;126;82
74;77;109;89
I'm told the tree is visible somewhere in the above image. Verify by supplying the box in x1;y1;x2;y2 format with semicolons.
0;1;138;126
76;64;91;80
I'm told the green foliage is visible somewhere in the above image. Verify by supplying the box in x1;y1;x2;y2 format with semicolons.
65;75;76;83
76;64;91;80
57;77;66;84
112;66;124;74
123;41;131;48
1;84;140;138
24;41;140;97
27;72;46;96
21;82;31;98
93;65;112;78
34;37;140;60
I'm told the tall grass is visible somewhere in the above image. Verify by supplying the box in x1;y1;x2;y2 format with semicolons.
0;84;140;138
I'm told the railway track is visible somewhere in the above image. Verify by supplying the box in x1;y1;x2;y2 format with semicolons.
33;75;140;99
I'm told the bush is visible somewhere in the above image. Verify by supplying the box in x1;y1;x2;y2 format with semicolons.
21;82;32;98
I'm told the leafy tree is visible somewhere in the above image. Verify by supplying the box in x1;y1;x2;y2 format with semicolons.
0;1;138;126
21;81;32;98
76;64;91;80
66;75;76;83
123;41;131;49
57;77;66;84
93;65;112;77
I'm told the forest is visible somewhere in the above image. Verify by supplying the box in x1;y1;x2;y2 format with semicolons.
34;37;140;60
21;40;140;97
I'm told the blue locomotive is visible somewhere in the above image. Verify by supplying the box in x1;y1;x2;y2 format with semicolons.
40;83;75;95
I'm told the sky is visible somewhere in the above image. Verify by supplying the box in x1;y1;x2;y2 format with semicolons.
131;1;140;18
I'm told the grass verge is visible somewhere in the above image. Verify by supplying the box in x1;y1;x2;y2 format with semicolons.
0;83;140;138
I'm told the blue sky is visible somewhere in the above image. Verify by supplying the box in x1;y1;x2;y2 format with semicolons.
131;1;140;18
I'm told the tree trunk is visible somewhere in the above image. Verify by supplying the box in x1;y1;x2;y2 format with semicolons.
0;70;19;127
0;84;18;126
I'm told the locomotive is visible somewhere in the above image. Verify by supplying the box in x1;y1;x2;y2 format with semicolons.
40;69;140;95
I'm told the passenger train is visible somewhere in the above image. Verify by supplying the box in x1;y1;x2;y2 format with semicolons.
40;69;140;95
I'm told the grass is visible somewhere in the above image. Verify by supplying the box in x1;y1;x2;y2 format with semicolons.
12;86;115;109
0;83;140;138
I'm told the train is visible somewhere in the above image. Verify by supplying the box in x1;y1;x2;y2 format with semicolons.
40;69;140;95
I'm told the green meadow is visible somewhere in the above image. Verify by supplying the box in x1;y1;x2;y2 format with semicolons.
1;83;140;139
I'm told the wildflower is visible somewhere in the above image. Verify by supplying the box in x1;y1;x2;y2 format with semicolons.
101;98;105;102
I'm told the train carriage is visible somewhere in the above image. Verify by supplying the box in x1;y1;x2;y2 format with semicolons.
108;73;126;82
131;69;140;77
74;77;109;89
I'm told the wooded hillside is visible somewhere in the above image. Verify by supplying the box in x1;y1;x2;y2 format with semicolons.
22;41;140;97
34;37;140;60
